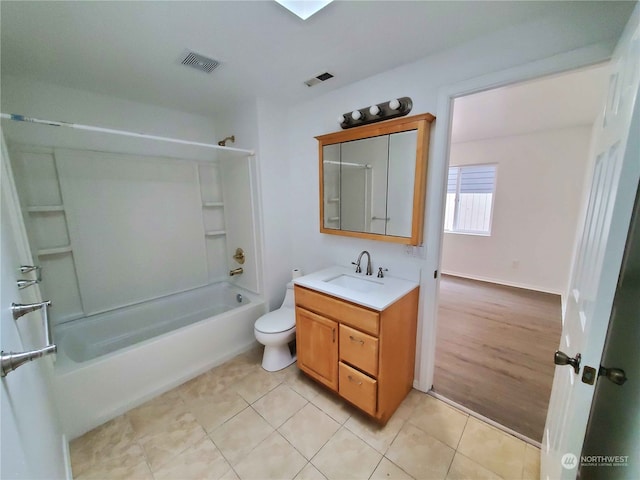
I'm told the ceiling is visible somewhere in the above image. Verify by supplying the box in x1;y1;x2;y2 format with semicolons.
451;64;609;143
0;1;635;117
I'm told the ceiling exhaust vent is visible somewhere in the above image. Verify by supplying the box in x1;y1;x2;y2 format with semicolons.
179;51;220;74
305;72;334;87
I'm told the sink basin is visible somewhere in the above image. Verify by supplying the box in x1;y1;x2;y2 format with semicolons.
323;274;384;294
294;266;418;311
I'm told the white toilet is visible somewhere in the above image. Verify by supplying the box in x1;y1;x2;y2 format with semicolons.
254;282;296;371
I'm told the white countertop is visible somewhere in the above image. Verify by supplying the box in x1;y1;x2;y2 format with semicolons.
293;266;419;311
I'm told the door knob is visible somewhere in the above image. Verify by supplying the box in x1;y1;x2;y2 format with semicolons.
599;366;627;385
554;351;581;374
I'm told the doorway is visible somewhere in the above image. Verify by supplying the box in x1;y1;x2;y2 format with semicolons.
432;65;608;442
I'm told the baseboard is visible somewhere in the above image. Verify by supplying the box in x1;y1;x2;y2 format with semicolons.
440;270;563;296
428;391;541;448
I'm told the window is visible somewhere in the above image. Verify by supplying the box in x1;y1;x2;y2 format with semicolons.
444;164;496;235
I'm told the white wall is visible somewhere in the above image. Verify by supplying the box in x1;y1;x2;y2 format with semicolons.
274;18;617;388
281;21;613;275
1;75;219;145
441;126;593;294
214;99;294;310
256;99;293;309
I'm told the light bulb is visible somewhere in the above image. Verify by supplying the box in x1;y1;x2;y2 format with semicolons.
369;105;381;116
337;114;347;124
351;110;363;121
389;99;401;110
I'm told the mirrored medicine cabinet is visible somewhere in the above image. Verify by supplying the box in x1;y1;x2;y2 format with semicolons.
317;113;435;245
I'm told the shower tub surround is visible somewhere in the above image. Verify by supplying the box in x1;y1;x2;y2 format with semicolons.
54;283;265;439
5;139;266;438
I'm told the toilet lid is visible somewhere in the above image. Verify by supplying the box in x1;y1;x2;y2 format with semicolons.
255;308;295;334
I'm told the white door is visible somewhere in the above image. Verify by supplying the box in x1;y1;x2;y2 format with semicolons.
0;137;67;478
542;5;640;479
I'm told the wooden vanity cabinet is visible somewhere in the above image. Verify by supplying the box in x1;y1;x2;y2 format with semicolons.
294;284;419;424
295;307;338;390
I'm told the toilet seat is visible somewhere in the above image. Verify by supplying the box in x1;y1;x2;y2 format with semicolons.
254;309;295;334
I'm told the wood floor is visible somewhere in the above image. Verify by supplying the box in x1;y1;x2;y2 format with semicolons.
433;275;562;442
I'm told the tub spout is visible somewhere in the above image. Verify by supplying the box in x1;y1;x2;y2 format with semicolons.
229;267;244;276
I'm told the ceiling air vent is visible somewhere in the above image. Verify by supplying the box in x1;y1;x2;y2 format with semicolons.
305;72;334;87
179;51;220;74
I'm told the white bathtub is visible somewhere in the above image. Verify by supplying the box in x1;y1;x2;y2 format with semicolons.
53;282;266;439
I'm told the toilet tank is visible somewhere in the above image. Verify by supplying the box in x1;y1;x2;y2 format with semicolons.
281;283;295;309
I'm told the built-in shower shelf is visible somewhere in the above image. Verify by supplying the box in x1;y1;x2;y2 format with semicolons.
204;230;226;237
202;202;224;208
27;205;65;213
37;245;73;257
328;198;340;203
327;217;340;222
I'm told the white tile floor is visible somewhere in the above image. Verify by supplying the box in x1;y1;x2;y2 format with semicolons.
70;347;541;480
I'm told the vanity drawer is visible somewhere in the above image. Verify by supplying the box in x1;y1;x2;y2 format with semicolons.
339;325;378;377
295;286;379;336
339;362;377;416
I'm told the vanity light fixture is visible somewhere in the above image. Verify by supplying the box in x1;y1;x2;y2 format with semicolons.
338;97;413;129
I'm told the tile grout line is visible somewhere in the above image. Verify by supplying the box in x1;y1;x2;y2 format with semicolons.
208;404;277;471
455;414;471;450
443;451;457;480
127;415;156;479
379;415;419;479
305;419;348;472
123;414;155;480
204;428;244;480
290;459;308;480
345;413;406;457
250;381;310;429
367;455;385;480
201;373;312;475
221;399;310;479
429;391;541;447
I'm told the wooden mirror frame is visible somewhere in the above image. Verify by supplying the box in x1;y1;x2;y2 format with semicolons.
316;113;435;245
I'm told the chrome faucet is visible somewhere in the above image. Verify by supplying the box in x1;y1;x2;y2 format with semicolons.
229;267;243;276
352;250;373;276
